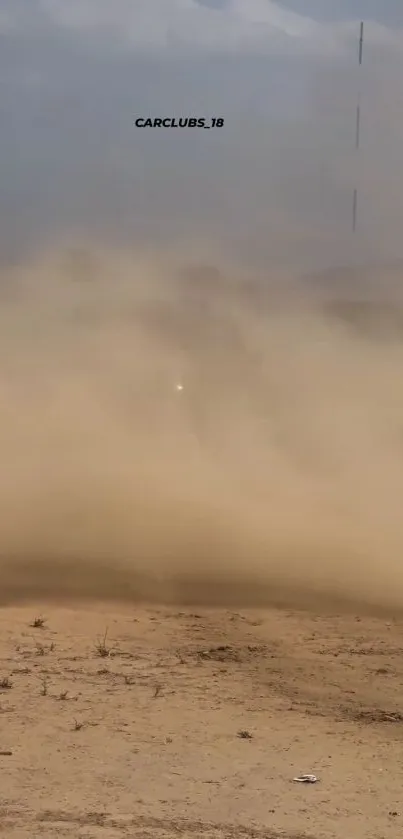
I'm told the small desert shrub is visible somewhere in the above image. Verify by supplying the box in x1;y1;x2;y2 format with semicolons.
31;616;46;629
95;629;111;658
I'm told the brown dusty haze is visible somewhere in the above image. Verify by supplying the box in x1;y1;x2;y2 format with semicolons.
2;244;403;839
1;242;403;613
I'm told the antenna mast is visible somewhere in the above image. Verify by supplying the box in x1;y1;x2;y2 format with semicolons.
353;21;364;232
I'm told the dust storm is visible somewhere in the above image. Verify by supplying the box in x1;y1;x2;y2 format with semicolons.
1;243;403;613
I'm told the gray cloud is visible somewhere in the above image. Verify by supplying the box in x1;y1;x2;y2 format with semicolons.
1;1;403;270
277;1;403;27
2;0;401;59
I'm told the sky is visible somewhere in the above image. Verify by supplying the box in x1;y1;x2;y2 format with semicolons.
1;0;403;270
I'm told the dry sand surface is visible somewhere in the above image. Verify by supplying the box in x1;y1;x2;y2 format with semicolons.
1;601;403;839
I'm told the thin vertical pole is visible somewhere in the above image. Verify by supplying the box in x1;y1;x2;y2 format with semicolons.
353;22;364;232
352;188;357;232
355;95;360;150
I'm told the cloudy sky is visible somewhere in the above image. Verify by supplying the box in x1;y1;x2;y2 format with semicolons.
1;1;403;269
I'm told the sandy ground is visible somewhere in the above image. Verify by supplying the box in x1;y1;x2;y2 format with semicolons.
0;601;402;838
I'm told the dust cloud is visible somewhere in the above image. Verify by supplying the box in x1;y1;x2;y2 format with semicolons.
1;242;403;613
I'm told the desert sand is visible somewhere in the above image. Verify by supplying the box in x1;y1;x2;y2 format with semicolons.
1;600;403;838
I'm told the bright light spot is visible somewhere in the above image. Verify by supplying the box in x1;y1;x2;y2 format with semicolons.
175;383;184;391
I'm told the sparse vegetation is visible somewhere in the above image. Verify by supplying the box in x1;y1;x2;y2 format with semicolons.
31;616;46;629
237;730;253;739
95;628;111;658
176;649;186;664
197;645;240;663
35;641;55;656
0;598;401;835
